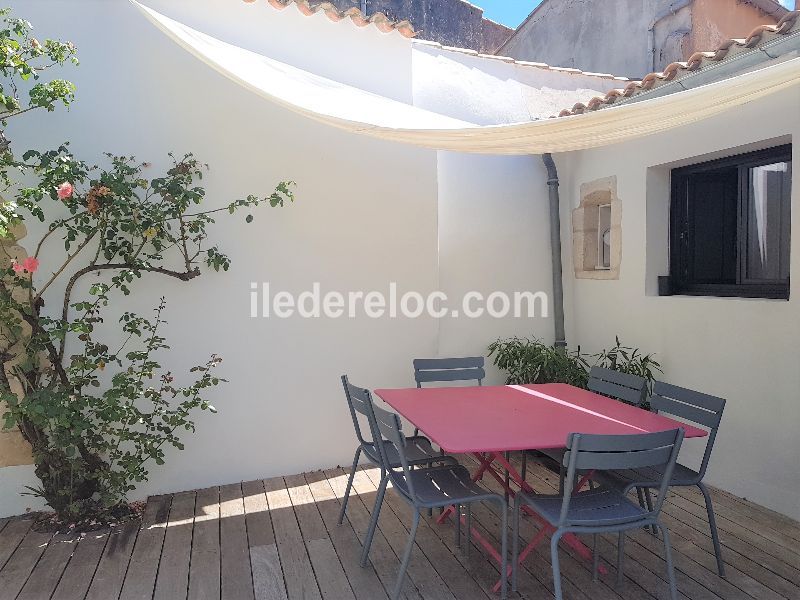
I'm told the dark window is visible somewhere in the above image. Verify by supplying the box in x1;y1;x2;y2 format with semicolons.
670;145;792;299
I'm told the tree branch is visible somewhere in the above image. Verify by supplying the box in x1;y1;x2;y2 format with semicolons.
59;263;201;359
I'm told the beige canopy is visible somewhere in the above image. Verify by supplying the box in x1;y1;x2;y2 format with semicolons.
133;1;800;155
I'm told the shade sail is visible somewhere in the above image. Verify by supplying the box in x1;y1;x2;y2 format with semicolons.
134;1;800;155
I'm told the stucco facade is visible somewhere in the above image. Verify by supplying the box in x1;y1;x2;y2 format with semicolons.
498;0;785;78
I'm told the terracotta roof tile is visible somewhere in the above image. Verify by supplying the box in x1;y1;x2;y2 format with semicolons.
243;0;417;38
558;10;800;117
413;40;632;83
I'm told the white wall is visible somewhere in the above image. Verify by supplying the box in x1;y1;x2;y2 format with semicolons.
0;0;565;515
559;87;800;519
1;0;442;515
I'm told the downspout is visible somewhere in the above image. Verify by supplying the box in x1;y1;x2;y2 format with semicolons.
648;0;693;72
542;154;567;351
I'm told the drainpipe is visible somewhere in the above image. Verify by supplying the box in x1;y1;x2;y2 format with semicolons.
542;153;567;351
648;0;693;72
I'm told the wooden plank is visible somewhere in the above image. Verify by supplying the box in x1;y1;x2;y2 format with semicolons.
241;480;287;600
641;511;791;600
303;470;388;600
51;529;111;600
153;491;197;600
220;483;255;600
16;533;78;600
263;477;322;600
84;520;140;600
355;467;493;600
323;468;422;600
667;484;800;546
188;486;221;600
119;495;172;600
250;545;286;600
657;496;800;598
0;526;54;599
347;467;456;600
0;518;32;570
284;474;354;600
665;492;800;569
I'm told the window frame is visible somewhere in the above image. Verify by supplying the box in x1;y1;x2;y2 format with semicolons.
596;203;612;270
669;144;792;300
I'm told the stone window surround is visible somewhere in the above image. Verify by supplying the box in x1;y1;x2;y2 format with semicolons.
572;175;621;280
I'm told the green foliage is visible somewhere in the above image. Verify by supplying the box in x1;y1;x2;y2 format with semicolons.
0;8;77;124
488;336;662;396
487;337;589;387
594;336;662;394
0;10;296;523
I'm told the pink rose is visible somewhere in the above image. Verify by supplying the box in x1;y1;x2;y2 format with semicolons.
21;257;39;273
57;182;73;200
11;261;23;274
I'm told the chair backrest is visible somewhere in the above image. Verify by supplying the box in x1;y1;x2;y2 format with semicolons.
587;366;648;407
560;428;684;527
370;402;418;504
413;356;485;387
650;381;726;478
341;375;379;449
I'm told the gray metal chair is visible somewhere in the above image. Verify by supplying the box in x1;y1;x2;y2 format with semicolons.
540;366;649;491
412;356;485;437
338;375;457;560
413;356;527;493
594;381;727;577
587;365;649;407
368;401;509;600
512;429;685;600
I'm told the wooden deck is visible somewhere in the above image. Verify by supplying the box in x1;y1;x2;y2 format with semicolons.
0;454;798;600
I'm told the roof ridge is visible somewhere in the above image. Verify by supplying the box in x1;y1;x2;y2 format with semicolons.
413;39;633;82
558;9;800;117
242;0;416;38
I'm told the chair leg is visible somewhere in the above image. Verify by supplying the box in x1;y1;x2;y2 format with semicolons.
465;504;472;559
499;499;508;600
644;488;657;535
504;451;511;502
551;532;564;600
521;451;528;483
360;472;387;567
338;446;362;525
662;524;678;600
592;534;599;581
511;496;521;593
455;503;461;548
698;482;726;577
392;510;420;600
635;486;646;509
616;531;626;588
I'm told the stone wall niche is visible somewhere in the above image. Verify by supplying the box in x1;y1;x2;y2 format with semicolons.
572;176;621;280
0;222;33;468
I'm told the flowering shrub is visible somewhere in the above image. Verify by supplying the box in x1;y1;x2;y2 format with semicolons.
0;10;294;523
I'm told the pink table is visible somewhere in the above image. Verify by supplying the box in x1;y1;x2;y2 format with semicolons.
375;383;707;586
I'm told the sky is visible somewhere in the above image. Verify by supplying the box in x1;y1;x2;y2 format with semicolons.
475;0;543;28
476;0;795;29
